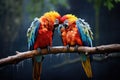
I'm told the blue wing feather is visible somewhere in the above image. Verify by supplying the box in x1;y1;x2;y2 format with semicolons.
76;18;93;47
27;18;44;62
76;18;93;62
27;18;40;50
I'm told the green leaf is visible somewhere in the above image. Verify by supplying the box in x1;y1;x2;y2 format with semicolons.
104;0;114;10
115;0;120;3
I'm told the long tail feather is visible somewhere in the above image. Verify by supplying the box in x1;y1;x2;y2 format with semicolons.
81;56;92;78
32;57;42;80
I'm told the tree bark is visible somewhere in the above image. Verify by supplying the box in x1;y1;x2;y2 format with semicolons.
0;44;120;67
0;44;120;80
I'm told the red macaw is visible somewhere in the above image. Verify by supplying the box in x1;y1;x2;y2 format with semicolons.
58;14;93;78
27;11;61;80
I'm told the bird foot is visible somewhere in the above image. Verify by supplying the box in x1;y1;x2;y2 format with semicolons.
74;45;79;52
35;48;43;62
37;48;41;53
47;46;51;54
66;45;70;51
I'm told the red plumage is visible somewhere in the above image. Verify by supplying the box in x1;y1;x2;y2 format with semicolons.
33;11;61;49
59;14;93;78
60;15;83;46
28;11;61;80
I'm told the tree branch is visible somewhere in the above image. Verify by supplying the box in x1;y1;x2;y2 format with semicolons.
0;44;120;67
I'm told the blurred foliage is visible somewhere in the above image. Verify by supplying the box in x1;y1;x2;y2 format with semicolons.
0;0;70;42
104;0;120;10
87;0;120;11
87;0;120;45
0;0;69;53
27;0;70;19
0;0;22;43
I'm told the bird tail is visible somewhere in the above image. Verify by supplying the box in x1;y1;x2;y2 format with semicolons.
32;57;42;80
81;56;92;78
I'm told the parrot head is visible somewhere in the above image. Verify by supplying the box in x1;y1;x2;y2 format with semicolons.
39;11;61;31
58;14;78;35
60;14;78;29
44;11;61;29
61;14;77;23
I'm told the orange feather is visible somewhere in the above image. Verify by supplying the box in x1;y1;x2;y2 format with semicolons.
34;11;61;49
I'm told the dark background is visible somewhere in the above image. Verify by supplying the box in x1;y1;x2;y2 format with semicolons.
0;0;120;80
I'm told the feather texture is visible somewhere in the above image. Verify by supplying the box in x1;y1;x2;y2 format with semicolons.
27;17;40;50
76;18;93;77
76;18;93;47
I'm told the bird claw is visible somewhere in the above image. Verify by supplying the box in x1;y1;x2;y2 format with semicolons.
35;48;43;62
47;46;51;53
37;48;41;53
63;20;69;28
66;45;70;51
74;45;79;52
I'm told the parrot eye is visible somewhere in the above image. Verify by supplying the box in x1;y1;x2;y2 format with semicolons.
54;19;59;28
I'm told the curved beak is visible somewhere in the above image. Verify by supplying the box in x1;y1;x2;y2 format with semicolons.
57;24;65;35
54;19;59;29
63;20;69;28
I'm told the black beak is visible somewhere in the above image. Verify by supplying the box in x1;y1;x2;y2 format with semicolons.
58;24;64;35
54;19;59;29
63;20;68;28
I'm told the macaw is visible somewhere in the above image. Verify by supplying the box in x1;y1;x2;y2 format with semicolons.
58;14;93;78
27;11;61;80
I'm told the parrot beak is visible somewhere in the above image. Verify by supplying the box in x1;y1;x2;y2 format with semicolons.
54;19;59;29
57;24;64;35
63;20;68;28
58;24;64;30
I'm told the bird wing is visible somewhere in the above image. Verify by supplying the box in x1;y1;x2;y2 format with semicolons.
76;18;93;78
76;18;93;47
27;17;40;50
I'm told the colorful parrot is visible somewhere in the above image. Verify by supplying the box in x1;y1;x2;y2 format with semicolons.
27;11;61;80
58;14;93;78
